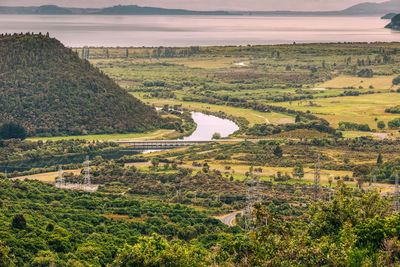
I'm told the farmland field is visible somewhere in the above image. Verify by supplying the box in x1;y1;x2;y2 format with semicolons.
273;92;400;129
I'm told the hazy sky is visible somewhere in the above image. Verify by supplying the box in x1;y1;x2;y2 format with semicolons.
0;0;389;11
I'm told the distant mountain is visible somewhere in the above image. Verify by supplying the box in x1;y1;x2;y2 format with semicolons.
97;5;230;15
0;34;163;136
0;1;399;16
0;5;228;15
242;0;400;16
385;14;400;30
33;5;73;14
341;0;400;15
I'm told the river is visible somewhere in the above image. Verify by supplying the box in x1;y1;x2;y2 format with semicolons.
1;15;399;47
184;112;239;141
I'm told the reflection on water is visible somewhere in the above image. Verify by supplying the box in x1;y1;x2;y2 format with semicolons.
183;112;239;141
140;112;239;153
0;15;398;47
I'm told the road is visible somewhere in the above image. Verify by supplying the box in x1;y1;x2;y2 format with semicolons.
216;211;244;227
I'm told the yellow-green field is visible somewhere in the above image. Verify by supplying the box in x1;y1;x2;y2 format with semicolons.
12;169;81;182
92;56;249;70
28;129;175;142
274;92;400;129
317;75;398;90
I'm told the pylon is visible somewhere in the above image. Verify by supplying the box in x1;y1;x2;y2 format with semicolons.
314;153;321;200
83;156;91;185
56;166;65;188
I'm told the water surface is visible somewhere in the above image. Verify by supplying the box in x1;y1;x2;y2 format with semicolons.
0;15;399;47
183;112;239;141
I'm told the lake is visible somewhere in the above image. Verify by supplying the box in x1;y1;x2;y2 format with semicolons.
0;15;399;47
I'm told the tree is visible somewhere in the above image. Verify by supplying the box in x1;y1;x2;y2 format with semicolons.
377;121;386;130
46;223;55;232
353;165;371;179
388;118;400;129
163;163;170;170
377;153;383;166
151;158;159;170
295;114;301;123
31;251;65;266
273;145;283;158
293;164;304;179
113;234;209;267
212;132;221;140
0;241;13;267
357;68;373;78
393;75;400;85
0;122;27;140
171;162;178;170
11;214;26;230
328;176;333;187
309;184;390;238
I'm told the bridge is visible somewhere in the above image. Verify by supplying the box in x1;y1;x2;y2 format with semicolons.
116;139;243;149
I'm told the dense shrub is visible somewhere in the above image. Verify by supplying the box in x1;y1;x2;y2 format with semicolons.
338;121;371;132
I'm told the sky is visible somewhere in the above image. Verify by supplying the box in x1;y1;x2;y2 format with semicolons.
0;0;389;11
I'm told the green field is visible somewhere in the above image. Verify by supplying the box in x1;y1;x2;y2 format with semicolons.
274;92;400;129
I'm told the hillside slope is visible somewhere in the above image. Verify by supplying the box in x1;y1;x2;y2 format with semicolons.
0;34;163;136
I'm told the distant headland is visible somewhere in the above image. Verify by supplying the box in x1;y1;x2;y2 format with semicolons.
385;14;400;30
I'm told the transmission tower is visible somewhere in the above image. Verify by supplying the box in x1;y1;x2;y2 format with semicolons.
56;166;65;188
314;153;321;200
394;173;399;212
83;156;91;186
176;189;182;203
244;171;261;231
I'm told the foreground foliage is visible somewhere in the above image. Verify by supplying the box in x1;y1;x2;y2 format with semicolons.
1;175;400;266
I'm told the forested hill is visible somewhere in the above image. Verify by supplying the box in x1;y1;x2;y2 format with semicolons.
0;34;163;136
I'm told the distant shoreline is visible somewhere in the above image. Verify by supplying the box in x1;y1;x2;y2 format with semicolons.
0;4;396;17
